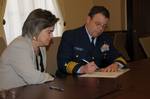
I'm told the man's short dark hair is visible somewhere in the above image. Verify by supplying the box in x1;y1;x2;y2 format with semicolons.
88;6;110;18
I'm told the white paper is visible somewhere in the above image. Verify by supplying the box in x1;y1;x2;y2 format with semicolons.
79;68;130;78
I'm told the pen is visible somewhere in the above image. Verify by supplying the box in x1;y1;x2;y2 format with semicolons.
82;59;89;64
49;85;64;92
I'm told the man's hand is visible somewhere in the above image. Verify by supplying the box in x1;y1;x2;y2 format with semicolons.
99;63;119;72
80;61;98;74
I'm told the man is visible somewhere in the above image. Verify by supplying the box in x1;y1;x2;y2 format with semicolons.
57;6;127;75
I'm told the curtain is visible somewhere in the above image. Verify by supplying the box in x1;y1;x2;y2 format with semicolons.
0;0;7;39
4;0;64;44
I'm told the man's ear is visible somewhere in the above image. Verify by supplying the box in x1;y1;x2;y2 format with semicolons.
86;16;91;24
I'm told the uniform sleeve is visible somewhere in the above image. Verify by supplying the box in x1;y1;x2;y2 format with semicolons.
8;41;54;84
114;57;127;67
57;31;82;74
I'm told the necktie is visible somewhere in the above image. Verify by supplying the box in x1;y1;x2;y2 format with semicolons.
91;37;95;47
90;37;96;61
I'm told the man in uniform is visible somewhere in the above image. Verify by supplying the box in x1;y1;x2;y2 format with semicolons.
56;6;127;75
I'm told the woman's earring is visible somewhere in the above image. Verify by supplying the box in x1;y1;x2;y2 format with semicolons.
33;37;37;41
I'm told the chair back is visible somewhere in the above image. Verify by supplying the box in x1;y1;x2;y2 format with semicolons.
139;36;150;58
46;37;61;75
113;33;130;61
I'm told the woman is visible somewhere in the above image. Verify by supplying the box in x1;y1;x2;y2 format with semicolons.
0;9;59;90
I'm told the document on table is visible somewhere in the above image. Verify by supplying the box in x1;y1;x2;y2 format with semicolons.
79;68;130;78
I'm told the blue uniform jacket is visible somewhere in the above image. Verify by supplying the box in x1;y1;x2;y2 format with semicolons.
57;26;126;75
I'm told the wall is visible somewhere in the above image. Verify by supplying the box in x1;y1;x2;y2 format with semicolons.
93;0;127;31
91;0;127;31
59;0;127;31
58;0;127;31
1;0;127;38
58;0;93;30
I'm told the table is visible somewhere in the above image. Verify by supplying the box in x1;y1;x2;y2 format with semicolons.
1;59;150;99
102;58;150;99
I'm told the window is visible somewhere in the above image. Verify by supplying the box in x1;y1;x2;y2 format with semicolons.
4;0;64;44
